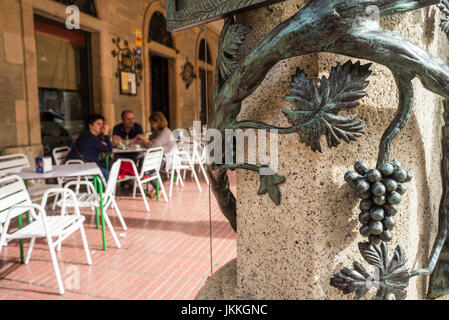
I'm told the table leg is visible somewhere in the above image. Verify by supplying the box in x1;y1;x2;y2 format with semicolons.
94;176;107;251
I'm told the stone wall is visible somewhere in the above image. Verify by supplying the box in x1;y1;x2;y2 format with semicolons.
197;0;448;300
0;0;42;157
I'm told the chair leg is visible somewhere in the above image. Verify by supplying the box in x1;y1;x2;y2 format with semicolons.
177;169;185;187
47;240;65;295
102;210;122;248
79;224;92;265
112;199;128;230
199;163;210;185
135;179;150;213
25;237;36;264
158;174;168;203
132;179;137;198
169;166;175;198
191;163;202;192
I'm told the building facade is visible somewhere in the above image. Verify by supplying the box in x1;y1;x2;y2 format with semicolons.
0;0;220;158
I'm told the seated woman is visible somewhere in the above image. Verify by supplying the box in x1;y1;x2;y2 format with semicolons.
139;112;177;197
67;113;112;181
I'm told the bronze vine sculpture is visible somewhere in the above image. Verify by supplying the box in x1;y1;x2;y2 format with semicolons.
204;0;449;299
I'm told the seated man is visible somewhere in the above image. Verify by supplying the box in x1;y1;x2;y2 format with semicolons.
112;110;144;146
113;110;144;190
67;113;112;181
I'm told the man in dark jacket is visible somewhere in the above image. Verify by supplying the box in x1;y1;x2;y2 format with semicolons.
67;113;112;181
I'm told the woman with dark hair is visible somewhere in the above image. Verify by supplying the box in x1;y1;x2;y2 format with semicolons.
67;113;112;180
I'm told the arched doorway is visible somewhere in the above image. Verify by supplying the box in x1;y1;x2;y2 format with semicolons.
198;39;213;125
148;11;173;127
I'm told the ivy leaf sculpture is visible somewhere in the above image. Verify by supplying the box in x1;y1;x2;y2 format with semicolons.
330;242;410;300
284;61;372;152
438;0;449;34
218;22;248;81
257;171;286;205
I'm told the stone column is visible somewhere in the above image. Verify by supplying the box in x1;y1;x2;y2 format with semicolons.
0;0;42;159
196;0;447;300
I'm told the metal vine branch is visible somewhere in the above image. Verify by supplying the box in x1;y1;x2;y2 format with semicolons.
204;0;449;299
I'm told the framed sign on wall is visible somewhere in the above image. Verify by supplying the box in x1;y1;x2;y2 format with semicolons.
120;71;137;96
166;0;287;32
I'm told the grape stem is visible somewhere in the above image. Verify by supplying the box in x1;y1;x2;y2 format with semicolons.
376;73;415;168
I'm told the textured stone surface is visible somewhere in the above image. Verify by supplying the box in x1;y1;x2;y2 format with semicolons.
231;0;447;299
195;259;255;300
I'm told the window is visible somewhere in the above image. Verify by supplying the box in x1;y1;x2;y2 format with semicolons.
199;39;211;64
148;11;173;48
35;16;92;156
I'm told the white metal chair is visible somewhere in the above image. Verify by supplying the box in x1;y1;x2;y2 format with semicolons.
52;146;71;165
168;147;202;198
189;140;209;185
51;159;91;210
125;147;168;203
58;160;127;249
177;139;209;184
0;175;92;295
0;153;58;202
115;158;152;210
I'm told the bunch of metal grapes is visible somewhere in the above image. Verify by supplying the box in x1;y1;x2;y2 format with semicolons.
345;160;412;246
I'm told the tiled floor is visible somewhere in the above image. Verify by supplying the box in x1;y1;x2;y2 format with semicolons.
0;172;237;300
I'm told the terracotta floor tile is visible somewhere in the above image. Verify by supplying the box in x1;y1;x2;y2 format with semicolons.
0;173;237;300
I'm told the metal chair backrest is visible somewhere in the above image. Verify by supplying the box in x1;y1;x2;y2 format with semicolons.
52;146;71;165
0;175;34;225
192;141;207;163
104;160;122;197
0;154;30;178
140;147;164;176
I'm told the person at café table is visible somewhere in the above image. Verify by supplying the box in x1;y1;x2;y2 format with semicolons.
112;110;144;146
66;113;112;181
139;111;178;198
113;110;144;189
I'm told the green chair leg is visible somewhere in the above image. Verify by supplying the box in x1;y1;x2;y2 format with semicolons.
94;176;107;250
106;154;111;170
156;179;160;201
18;215;24;264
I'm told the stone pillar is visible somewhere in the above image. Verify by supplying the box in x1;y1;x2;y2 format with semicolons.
0;0;42;158
196;0;447;300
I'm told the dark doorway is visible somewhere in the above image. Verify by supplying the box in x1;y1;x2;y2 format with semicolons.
199;68;212;126
151;54;170;126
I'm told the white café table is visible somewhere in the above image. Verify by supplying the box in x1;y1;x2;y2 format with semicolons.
18;163;110;251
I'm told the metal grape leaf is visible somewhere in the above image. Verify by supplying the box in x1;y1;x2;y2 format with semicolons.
218;21;248;81
329;261;371;299
438;0;449;34
257;171;286;205
330;242;410;300
358;242;385;272
284;60;372;152
381;245;410;300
